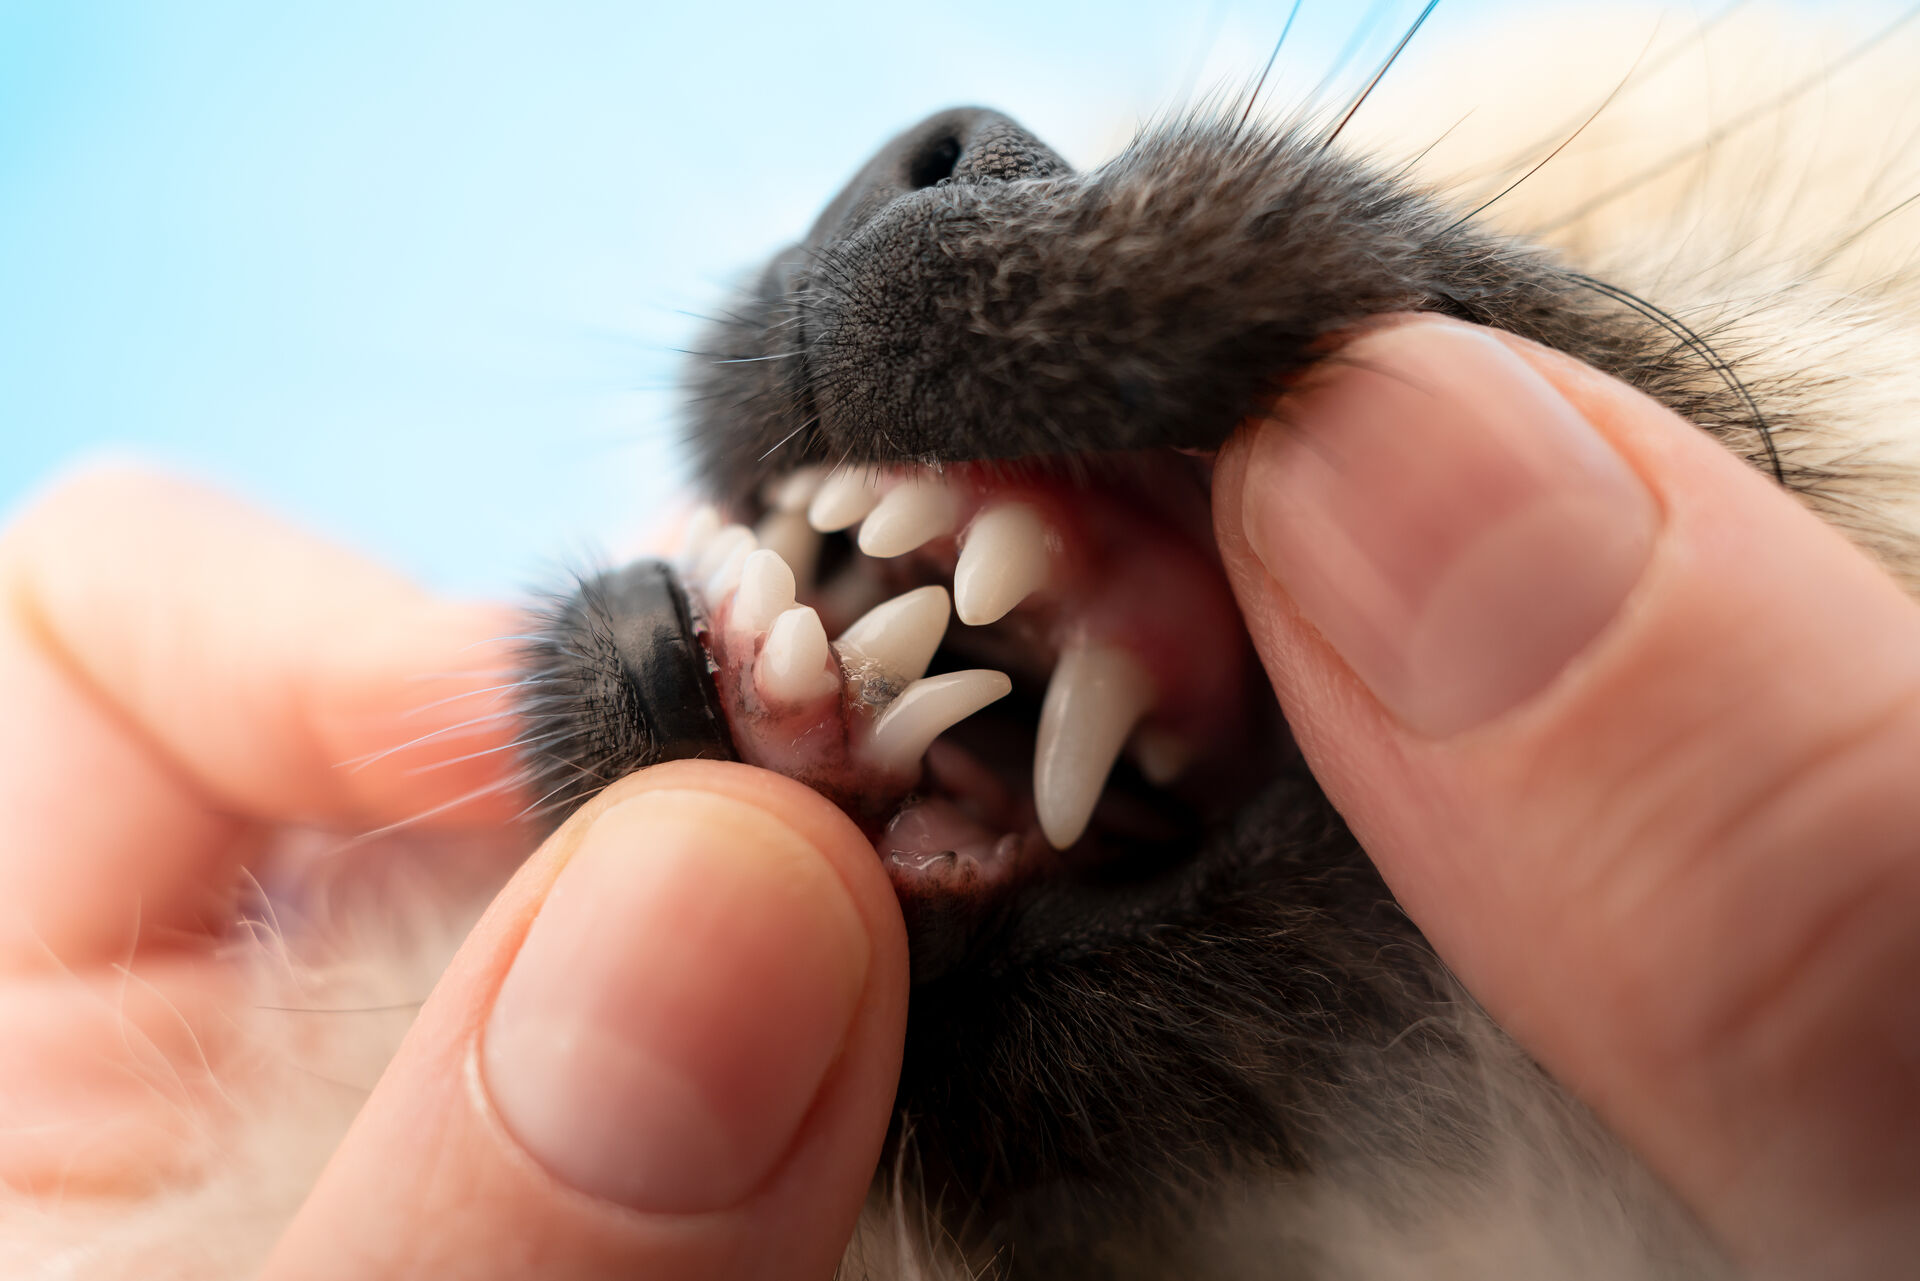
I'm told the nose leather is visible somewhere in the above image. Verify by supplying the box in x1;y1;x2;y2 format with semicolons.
803;107;1072;249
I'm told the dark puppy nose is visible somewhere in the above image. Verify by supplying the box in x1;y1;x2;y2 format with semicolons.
804;107;1071;245
900;108;1071;185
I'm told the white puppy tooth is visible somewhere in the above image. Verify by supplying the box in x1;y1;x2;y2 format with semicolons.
808;468;885;532
954;502;1051;625
762;465;827;514
694;524;755;582
731;548;797;637
756;606;839;705
865;669;1012;775
834;585;951;686
857;479;963;558
754;510;823;590
1129;727;1193;787
680;505;723;566
705;538;755;601
1034;643;1155;849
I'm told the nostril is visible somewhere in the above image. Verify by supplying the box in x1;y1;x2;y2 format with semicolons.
908;136;962;189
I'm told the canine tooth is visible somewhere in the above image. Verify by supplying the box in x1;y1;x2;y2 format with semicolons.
754;510;823;590
858;479;962;558
694;524;756;583
1129;727;1193;787
763;465;827;514
954;503;1051;625
865;670;1012;775
834;585;951;686
756;606;839;705
1034;643;1154;849
808;469;885;532
680;505;723;566
731;548;797;638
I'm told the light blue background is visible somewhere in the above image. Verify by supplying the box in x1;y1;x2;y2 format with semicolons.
2;0;1737;593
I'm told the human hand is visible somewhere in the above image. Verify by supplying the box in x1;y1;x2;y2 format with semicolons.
1212;317;1920;1279
0;468;907;1280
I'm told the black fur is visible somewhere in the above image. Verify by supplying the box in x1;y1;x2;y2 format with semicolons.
518;109;1770;1272
893;773;1476;1267
685;109;1789;508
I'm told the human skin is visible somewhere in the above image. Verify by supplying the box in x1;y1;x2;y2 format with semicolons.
3;319;1916;1277
1214;318;1920;1279
0;470;909;1280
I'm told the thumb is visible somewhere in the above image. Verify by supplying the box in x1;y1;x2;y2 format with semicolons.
263;760;908;1281
1214;317;1920;1278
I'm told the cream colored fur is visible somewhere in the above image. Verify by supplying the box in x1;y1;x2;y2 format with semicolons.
8;8;1918;1278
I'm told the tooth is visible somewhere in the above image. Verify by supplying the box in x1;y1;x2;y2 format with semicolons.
1034;643;1154;849
1129;727;1193;787
857;479;963;558
834;585;951;686
865;669;1012;775
808;469;885;532
762;465;827;514
755;606;840;705
680;505;723;567
704;535;757;600
731;548;797;639
694;524;756;583
754;510;823;590
954;503;1051;625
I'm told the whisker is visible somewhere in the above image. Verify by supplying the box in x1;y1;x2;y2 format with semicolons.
518;779;591;824
336;709;521;773
516;753;625;823
395;679;542;720
758;417;820;463
708;351;802;364
1478;0;1756;186
401;732;566;776
402;667;522;684
1565;272;1783;484
1388;110;1476;182
1321;0;1443;152
1444;35;1652;232
1237;0;1304;130
338;778;531;847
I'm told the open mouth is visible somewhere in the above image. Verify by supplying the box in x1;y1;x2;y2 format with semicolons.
678;450;1281;967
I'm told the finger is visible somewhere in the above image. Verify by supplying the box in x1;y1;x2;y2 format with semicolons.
1213;317;1920;1277
2;463;524;824
0;954;244;1195
0;465;523;964
262;760;909;1281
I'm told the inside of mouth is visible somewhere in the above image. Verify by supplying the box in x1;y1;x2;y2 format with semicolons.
676;452;1275;905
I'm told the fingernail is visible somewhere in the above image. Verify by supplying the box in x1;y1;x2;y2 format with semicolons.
481;788;869;1213
1242;320;1659;736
